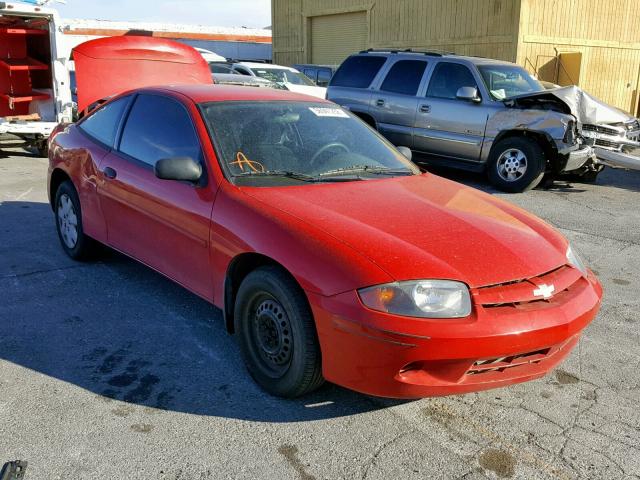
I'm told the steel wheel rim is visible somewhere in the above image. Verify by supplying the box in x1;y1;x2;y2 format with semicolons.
57;193;78;249
251;297;293;376
497;148;528;182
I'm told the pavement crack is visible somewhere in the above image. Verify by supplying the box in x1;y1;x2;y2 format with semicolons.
360;431;411;480
0;263;94;280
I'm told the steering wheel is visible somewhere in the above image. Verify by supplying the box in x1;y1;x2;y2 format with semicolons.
310;142;350;165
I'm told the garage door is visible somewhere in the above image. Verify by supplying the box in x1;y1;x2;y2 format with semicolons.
311;11;367;65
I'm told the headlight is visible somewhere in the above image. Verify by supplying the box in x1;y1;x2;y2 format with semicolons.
566;244;588;275
358;280;472;318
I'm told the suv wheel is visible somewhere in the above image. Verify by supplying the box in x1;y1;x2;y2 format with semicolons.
488;137;546;193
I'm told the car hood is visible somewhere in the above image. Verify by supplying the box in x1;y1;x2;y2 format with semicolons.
284;84;327;99
242;174;568;288
506;85;634;125
73;36;212;113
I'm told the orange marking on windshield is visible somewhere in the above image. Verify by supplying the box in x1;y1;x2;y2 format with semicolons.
229;151;265;173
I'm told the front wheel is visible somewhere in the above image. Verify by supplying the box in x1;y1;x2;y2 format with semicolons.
488;137;546;193
234;266;324;398
54;181;98;260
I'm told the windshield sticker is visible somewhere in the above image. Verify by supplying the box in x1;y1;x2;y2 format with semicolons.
309;107;349;118
229;151;265;173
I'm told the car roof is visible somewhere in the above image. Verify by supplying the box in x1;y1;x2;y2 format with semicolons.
145;84;330;103
236;62;298;72
355;50;518;67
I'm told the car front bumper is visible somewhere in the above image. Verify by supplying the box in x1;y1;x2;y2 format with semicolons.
309;270;602;399
561;144;596;172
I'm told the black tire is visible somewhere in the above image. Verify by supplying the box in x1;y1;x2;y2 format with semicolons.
234;266;324;398
36;142;48;158
54;180;98;260
488;137;546;193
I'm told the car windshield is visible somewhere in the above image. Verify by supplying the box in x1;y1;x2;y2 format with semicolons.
251;68;316;86
478;65;544;100
200;101;419;186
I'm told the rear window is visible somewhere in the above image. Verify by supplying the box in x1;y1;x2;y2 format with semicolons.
78;95;131;148
380;60;428;96
330;56;386;88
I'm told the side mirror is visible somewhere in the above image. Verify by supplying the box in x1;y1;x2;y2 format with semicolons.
456;86;481;103
155;156;202;183
396;146;412;161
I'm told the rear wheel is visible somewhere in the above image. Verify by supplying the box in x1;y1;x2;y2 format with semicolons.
234;266;324;398
488;137;546;193
54;181;98;260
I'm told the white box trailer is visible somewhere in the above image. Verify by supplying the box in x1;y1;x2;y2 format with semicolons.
0;1;73;155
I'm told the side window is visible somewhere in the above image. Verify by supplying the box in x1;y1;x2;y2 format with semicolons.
427;63;479;100
380;60;428;96
303;69;317;82
330;56;387;88
78;95;130;147
119;94;201;167
317;70;332;87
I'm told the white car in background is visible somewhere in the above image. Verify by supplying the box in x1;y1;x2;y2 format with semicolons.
195;47;227;63
232;62;327;99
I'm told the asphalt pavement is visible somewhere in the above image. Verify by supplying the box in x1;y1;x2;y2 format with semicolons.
0;149;639;479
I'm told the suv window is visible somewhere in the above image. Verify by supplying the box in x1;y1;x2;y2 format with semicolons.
78;95;130;147
119;94;201;167
330;56;386;88
380;60;428;96
427;62;479;100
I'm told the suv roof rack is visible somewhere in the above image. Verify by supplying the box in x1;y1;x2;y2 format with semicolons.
358;48;453;57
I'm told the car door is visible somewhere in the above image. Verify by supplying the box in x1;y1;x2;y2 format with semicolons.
97;92;216;299
413;61;489;162
368;59;429;148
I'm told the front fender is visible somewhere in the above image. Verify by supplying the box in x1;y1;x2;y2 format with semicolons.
209;183;393;308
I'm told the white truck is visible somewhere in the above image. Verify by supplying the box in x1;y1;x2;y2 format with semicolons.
0;1;73;155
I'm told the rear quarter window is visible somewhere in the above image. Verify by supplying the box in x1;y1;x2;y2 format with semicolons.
330;56;387;88
77;95;131;147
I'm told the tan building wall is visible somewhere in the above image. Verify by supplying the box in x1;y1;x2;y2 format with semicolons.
517;0;640;115
272;0;520;65
273;0;640;113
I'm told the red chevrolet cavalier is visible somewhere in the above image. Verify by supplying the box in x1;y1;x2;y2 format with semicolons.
48;40;602;399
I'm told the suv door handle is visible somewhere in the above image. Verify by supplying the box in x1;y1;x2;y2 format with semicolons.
376;99;385;107
103;166;117;179
419;104;431;113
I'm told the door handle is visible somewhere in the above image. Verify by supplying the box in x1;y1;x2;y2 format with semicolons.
103;166;117;179
419;104;431;113
376;99;385;107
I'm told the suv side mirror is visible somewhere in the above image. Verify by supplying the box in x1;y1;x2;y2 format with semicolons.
396;146;412;161
456;86;481;103
155;156;202;183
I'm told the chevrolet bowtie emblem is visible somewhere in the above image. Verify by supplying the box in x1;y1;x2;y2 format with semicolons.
533;284;555;299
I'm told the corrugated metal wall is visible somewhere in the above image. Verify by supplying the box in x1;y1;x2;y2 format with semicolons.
273;0;520;66
517;0;640;113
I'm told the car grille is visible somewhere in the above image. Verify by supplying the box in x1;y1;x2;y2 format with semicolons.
595;138;623;149
473;265;583;307
582;124;622;137
466;348;550;375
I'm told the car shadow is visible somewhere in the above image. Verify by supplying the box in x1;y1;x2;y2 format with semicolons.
418;160;640;194
0;200;409;423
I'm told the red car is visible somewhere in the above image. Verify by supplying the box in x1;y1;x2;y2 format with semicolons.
48;38;602;399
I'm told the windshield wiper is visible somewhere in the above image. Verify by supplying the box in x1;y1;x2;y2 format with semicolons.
234;170;359;183
318;165;414;177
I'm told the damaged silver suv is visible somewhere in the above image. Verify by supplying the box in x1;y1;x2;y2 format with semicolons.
327;50;601;192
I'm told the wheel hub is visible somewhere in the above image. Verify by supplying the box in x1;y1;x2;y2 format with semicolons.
57;194;78;249
254;299;292;367
497;148;528;182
